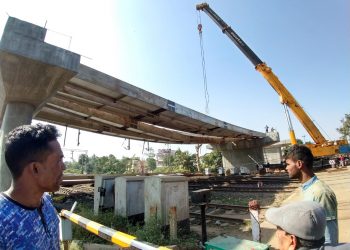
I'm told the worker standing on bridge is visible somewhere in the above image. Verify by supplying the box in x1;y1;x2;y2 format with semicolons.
0;124;65;249
285;145;338;245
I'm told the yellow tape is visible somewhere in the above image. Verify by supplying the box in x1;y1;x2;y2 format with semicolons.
86;221;103;235
111;231;136;247
69;213;82;224
158;247;172;250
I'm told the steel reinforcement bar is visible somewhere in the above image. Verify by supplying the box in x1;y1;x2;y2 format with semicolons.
60;209;171;250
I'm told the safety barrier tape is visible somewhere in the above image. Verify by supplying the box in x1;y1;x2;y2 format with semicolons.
60;209;171;249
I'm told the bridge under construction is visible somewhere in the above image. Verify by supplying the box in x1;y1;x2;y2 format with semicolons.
0;17;278;191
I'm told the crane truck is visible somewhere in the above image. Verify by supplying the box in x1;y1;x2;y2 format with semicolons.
196;3;348;158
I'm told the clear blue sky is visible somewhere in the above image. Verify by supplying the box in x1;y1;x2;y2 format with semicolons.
1;0;349;159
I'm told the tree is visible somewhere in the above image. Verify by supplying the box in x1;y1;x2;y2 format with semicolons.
195;144;202;172
162;154;174;168
78;154;89;174
337;113;350;140
201;150;222;172
119;157;132;174
146;157;157;171
173;149;195;172
64;161;81;174
296;139;303;144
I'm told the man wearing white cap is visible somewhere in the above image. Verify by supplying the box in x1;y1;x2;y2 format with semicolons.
265;201;350;250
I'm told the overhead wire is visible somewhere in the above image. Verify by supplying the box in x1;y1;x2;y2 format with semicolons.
303;108;332;141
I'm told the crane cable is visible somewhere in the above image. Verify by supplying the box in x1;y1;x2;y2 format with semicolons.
197;11;210;114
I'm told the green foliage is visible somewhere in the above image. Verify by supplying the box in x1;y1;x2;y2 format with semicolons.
201;150;222;172
296;139;303;144
337;113;350;140
157;149;196;173
133;216;165;244
68;204;198;248
146;157;157;171
162;154;175;168
63;165;82;174
64;148;223;176
173;149;196;172
129;216;198;247
64;154;136;175
71;205;128;244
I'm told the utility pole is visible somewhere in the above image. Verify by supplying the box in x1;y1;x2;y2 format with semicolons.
195;144;202;172
63;148;88;161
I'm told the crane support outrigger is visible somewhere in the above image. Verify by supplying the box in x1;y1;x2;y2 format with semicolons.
196;3;348;158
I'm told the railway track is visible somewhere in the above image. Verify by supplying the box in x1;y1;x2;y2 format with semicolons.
62;174;299;194
189;202;267;224
189;186;296;193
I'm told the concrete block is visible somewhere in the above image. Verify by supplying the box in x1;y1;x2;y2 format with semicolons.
94;175;118;215
144;176;189;226
114;176;146;217
59;217;72;241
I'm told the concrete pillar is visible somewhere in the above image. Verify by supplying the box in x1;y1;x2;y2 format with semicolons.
213;131;280;174
0;102;35;191
0;17;80;191
221;146;264;174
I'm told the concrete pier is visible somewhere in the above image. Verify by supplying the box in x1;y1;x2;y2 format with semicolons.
214;131;280;174
0;103;35;189
0;17;80;191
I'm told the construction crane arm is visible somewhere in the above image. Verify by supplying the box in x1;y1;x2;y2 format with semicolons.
196;3;326;145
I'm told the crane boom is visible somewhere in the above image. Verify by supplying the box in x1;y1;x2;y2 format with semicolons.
196;3;348;157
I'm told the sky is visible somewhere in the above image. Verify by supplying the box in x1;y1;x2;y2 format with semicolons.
1;0;349;160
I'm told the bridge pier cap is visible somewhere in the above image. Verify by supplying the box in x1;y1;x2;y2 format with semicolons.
0;17;80;191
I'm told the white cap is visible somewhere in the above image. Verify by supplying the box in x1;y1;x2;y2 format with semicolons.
265;201;326;240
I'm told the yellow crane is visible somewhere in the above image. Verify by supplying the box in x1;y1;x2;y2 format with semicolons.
196;3;348;158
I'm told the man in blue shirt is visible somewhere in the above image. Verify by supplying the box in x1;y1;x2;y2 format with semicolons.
0;124;65;249
285;145;338;245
